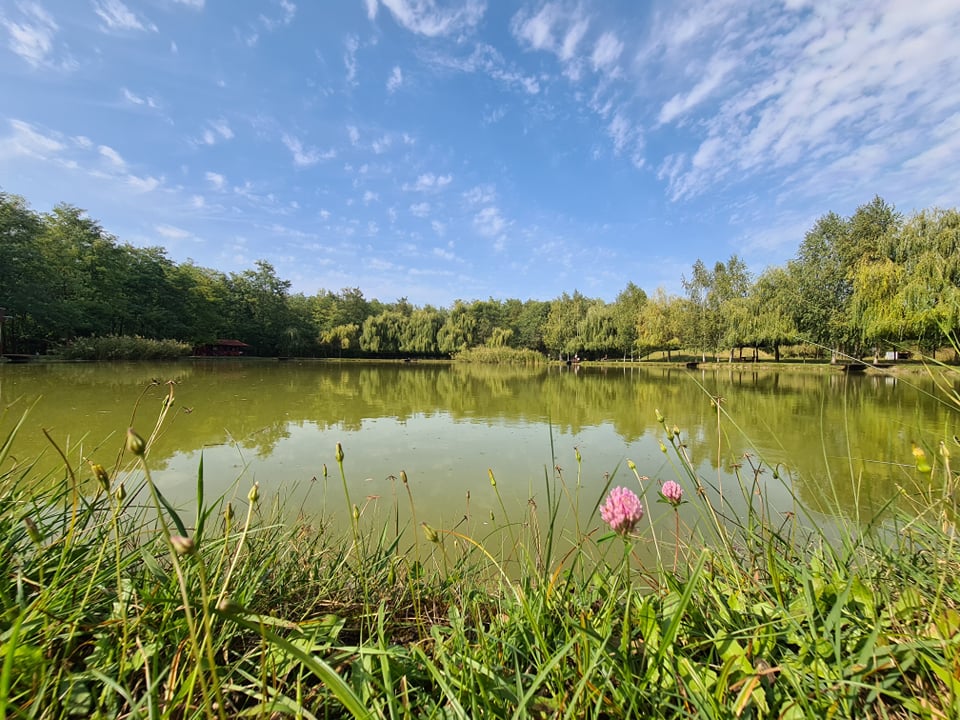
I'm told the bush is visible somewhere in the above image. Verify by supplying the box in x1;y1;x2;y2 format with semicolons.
453;345;546;364
59;335;192;361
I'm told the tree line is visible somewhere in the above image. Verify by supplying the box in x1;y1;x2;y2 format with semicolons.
1;191;958;360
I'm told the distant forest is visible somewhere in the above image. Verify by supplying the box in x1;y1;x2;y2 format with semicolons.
1;191;958;360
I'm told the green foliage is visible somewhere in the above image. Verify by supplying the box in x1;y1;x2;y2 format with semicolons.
59;335;192;360
3;187;960;362
452;345;545;364
2;382;959;718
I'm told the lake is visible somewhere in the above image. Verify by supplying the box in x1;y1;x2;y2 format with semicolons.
1;359;957;542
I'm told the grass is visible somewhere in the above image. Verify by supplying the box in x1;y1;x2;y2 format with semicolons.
1;376;959;718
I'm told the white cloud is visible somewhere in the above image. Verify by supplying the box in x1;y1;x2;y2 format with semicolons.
658;56;736;125
363;190;379;204
380;0;485;37
281;134;334;167
209;118;233;141
155;223;191;239
92;0;157;32
474;205;505;237
431;220;446;236
344;34;358;84
590;31;622;71
371;135;392;154
2;119;64;159
641;2;960;207
404;172;452;191
190;194;205;208
172;0;204;8
386;65;403;93
510;4;589;78
364;0;378;20
410;201;430;217
98;144;125;168
205;171;226;189
2;2;74;70
426;42;540;95
347;124;360;145
463;184;495;205
126;174;161;192
121;87;159;108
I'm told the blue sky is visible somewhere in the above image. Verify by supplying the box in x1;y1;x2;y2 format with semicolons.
2;1;958;306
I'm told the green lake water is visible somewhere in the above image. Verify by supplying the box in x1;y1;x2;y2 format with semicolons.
1;359;957;541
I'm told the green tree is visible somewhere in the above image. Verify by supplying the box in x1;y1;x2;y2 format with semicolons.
611;282;647;359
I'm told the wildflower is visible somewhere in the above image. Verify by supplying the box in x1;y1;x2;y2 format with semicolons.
600;486;644;535
661;480;683;506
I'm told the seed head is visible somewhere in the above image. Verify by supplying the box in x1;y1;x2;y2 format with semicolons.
335;442;345;463
488;468;496;487
24;517;42;545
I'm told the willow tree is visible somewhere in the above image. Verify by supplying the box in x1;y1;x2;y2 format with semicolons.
852;208;960;355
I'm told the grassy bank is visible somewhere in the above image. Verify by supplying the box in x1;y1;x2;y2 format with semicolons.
1;381;958;718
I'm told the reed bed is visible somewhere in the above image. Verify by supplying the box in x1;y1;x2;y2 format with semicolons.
0;377;958;719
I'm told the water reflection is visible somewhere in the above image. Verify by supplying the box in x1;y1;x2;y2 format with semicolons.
1;360;955;529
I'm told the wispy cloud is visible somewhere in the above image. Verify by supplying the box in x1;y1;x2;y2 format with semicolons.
380;0;485;37
282;134;335;167
155;223;192;239
386;65;403;93
98;144;125;168
121;87;159;108
404;172;452;192
205;170;226;189
2;2;75;70
92;0;157;33
651;2;960;204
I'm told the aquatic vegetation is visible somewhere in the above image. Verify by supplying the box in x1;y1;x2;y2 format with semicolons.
0;378;958;718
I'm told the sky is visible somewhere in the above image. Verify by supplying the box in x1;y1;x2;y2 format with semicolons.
1;0;959;307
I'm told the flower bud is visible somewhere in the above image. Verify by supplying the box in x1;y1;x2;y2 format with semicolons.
115;482;126;503
248;482;260;504
574;447;581;464
24;517;42;545
126;428;146;457
627;459;637;471
224;502;234;524
400;470;408;485
90;462;110;491
322;463;328;478
672;425;680;438
217;596;243;614
170;534;196;556
655;408;665;424
488;468;496;487
352;504;360;522
421;522;439;544
659;440;668;454
335;442;345;463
